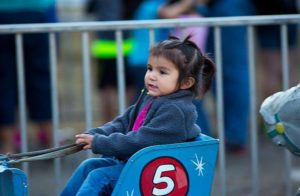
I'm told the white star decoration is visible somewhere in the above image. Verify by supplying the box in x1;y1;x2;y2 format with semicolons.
126;189;134;196
191;153;206;176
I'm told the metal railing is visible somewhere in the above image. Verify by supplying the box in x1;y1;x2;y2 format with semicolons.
1;14;300;195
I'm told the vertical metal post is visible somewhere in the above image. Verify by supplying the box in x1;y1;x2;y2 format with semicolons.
81;32;93;130
214;26;226;196
280;24;292;196
149;28;155;47
281;24;290;90
115;30;126;114
81;32;94;158
16;33;29;174
247;26;259;196
49;32;61;195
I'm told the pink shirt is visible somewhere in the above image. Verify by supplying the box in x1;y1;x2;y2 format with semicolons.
171;14;208;52
132;100;153;131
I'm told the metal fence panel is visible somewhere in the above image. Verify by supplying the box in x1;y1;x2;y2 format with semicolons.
1;14;299;196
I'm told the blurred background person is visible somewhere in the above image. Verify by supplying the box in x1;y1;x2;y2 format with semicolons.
86;0;139;122
253;0;299;99
158;0;209;51
158;0;212;134
202;0;255;153
0;0;57;153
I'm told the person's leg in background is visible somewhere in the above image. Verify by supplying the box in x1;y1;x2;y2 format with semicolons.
221;26;250;151
204;25;250;153
92;0;138;122
0;10;55;151
195;0;253;151
97;59;118;122
130;66;147;102
0;16;18;153
257;24;298;99
24;11;53;148
0;126;17;153
97;58;135;122
123;58;136;108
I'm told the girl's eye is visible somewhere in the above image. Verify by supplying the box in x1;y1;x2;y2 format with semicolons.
147;66;152;71
160;70;167;75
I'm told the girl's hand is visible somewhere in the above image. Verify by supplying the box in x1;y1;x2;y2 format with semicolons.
75;134;94;150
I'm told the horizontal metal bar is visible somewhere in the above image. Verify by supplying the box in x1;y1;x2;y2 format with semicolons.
0;14;299;34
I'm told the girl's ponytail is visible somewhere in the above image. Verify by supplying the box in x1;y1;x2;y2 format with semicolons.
199;55;216;98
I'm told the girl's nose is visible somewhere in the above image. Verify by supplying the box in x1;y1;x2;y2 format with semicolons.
149;72;157;80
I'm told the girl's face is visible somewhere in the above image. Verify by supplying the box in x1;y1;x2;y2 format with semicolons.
145;55;180;97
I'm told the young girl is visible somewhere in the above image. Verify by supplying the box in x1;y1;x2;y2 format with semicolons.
61;35;215;196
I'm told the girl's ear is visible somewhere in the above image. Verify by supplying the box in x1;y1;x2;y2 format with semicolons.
180;77;195;90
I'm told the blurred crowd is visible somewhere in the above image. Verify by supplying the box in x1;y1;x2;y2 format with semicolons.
0;0;298;155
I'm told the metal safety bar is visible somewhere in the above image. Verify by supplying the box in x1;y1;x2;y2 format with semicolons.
0;14;300;34
248;25;259;196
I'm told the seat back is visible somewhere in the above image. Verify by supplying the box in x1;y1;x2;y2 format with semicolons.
112;134;219;196
0;164;28;196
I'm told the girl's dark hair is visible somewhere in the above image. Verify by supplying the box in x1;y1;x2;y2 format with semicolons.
149;35;216;98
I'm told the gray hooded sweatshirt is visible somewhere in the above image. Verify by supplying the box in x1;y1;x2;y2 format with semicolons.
87;90;201;159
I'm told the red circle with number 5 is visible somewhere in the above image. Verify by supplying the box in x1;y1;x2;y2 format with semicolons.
140;157;189;196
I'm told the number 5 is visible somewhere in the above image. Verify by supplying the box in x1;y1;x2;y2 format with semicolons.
152;164;176;196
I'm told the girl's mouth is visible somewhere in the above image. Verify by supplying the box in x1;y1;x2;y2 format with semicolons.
147;84;158;91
